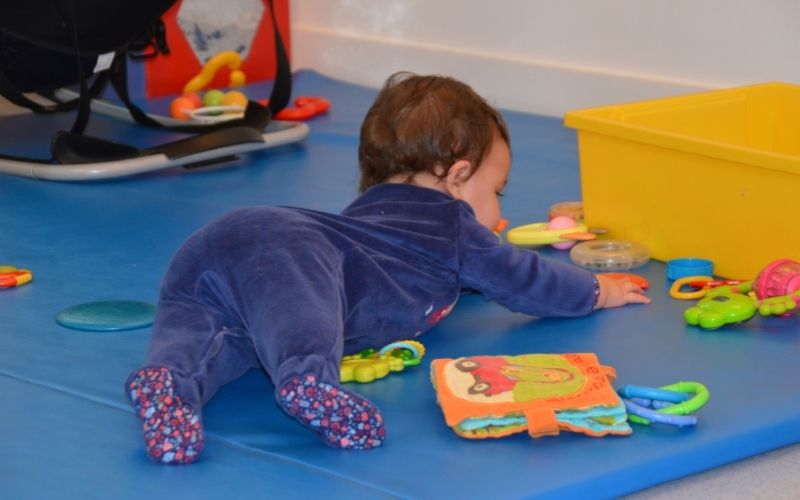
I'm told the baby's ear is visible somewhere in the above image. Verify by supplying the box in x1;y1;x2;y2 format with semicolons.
444;160;473;198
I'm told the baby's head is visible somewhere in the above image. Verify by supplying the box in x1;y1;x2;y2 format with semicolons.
358;72;510;193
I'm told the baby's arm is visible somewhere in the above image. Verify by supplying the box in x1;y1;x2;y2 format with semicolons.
594;274;651;309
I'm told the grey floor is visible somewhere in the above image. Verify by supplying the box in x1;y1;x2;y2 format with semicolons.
627;444;800;499
3;96;799;499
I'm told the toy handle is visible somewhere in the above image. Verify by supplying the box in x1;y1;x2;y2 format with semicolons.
183;51;244;93
757;293;799;317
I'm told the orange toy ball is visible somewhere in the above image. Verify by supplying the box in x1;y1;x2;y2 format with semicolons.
184;92;203;108
229;69;246;87
221;90;248;108
170;96;198;120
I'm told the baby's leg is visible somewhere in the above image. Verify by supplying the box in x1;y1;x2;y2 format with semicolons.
127;365;204;465
241;244;385;449
127;296;259;464
276;373;385;449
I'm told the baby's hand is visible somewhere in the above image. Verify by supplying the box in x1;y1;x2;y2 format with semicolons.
595;273;651;309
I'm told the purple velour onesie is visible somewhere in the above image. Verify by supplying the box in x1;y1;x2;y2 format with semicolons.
126;183;596;461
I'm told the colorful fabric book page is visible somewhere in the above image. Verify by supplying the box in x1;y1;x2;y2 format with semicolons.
430;353;632;439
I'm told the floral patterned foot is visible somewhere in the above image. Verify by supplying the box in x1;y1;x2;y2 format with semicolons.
127;367;205;464
278;374;385;449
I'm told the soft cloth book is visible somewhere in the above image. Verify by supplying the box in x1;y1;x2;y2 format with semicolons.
430;353;632;439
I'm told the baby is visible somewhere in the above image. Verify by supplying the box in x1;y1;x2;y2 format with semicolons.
126;72;650;464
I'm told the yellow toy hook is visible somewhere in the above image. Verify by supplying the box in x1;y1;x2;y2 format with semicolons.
183;51;246;94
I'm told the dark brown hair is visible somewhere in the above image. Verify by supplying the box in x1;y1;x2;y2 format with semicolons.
358;72;509;192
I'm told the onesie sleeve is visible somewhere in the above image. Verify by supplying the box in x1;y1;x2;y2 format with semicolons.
456;208;597;317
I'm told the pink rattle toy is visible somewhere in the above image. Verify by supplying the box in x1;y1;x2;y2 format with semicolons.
754;259;800;301
548;215;585;250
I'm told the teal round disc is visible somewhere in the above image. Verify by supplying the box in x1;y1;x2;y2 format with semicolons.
56;300;156;332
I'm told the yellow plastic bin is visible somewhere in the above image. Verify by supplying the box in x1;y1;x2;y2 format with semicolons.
564;82;800;279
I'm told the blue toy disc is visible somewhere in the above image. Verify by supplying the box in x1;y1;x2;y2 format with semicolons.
56;300;156;332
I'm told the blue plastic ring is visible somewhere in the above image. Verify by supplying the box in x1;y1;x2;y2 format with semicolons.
618;385;690;404
378;341;420;358
622;399;698;427
667;258;714;280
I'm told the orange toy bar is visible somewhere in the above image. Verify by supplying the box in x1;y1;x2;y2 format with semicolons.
431;353;631;439
0;266;32;288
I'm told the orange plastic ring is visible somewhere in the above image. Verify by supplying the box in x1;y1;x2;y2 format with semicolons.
670;275;714;300
295;96;330;113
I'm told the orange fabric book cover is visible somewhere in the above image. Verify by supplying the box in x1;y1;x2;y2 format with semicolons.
430;353;632;439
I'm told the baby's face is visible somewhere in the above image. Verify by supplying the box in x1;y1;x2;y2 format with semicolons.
458;137;511;231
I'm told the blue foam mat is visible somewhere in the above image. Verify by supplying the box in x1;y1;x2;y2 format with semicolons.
1;374;391;499
1;70;799;499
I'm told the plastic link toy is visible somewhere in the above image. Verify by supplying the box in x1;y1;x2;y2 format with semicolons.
618;381;709;427
340;340;425;383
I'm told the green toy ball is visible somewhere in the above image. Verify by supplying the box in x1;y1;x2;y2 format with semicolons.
202;89;225;107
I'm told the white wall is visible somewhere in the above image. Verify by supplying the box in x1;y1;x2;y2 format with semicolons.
290;0;800;116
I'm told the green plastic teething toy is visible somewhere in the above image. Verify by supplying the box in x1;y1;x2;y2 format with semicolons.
340;340;425;383
626;381;710;425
